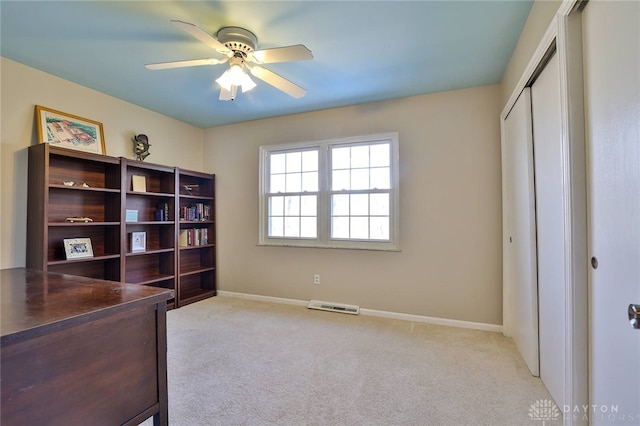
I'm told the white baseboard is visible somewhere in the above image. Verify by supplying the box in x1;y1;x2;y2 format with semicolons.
217;291;503;333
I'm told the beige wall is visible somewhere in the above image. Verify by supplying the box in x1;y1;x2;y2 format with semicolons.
501;0;563;105
0;57;205;269
204;85;504;325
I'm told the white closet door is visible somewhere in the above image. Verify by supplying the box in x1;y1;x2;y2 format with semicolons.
502;87;539;376
584;0;640;422
531;52;565;407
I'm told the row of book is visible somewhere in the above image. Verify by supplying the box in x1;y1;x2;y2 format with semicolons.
180;203;211;222
155;202;171;221
179;228;209;247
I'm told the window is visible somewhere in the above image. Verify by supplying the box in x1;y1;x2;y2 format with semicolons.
259;133;399;250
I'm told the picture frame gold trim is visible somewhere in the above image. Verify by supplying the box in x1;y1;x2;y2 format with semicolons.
35;105;106;155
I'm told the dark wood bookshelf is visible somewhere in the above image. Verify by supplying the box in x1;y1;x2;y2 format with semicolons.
122;159;177;306
27;144;216;310
177;169;216;307
27;144;122;282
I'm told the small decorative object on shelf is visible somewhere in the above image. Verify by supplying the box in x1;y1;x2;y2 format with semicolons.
182;184;199;195
130;232;146;253
125;210;138;222
133;134;151;161
62;181;89;187
63;238;94;259
65;217;93;223
131;175;146;192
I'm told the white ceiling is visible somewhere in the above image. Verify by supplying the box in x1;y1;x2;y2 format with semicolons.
0;1;532;128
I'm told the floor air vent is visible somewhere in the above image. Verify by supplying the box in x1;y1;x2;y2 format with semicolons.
307;300;360;315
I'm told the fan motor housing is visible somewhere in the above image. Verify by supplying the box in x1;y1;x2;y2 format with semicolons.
217;26;257;57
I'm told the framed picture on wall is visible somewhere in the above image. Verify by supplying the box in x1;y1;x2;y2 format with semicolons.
63;238;94;259
35;105;106;155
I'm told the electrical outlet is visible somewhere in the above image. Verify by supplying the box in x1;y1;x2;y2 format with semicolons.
313;274;320;285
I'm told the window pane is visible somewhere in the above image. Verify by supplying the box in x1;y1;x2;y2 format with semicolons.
270;174;286;193
300;217;317;238
269;217;284;237
370;144;390;167
284;217;300;237
286;152;302;173
284;196;300;216
300;195;317;216
332;170;350;190
332;217;349;239
351;145;369;168
271;153;286;174
370;217;389;240
350;194;369;216
269;196;284;216
350;217;369;239
302;150;318;172
332;194;349;216
351;169;369;190
286;173;301;193
301;172;318;192
370;193;389;216
370;167;390;189
332;147;350;170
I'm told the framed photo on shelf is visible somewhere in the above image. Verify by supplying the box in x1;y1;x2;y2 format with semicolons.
131;175;147;192
63;238;94;259
130;232;146;253
35;105;106;155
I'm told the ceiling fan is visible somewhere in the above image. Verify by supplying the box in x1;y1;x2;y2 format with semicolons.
146;20;313;101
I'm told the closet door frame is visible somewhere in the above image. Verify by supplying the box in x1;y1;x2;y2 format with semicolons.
500;1;588;423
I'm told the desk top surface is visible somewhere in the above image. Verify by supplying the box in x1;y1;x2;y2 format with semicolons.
1;268;173;342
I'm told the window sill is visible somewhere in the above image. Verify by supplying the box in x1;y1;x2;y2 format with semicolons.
257;241;401;252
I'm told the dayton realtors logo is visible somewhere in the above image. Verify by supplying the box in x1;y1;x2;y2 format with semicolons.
563;403;640;423
529;400;640;424
529;399;561;424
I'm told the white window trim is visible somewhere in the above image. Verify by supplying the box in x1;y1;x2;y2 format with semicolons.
258;132;400;251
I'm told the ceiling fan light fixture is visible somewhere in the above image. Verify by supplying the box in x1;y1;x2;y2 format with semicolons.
216;57;256;93
151;21;310;99
239;73;257;92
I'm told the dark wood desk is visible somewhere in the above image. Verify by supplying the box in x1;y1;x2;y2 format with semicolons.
1;268;174;426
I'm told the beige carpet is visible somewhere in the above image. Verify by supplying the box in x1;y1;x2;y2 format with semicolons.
144;296;561;426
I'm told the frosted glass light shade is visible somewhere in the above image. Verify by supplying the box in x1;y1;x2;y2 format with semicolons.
216;64;256;93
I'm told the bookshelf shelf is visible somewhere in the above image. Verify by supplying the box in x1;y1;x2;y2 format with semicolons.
126;248;175;257
47;254;121;266
125;274;175;286
49;222;121;227
180;266;215;277
50;184;121;193
126;191;175;198
179;243;215;251
126;221;175;226
27;144;216;309
179;194;214;201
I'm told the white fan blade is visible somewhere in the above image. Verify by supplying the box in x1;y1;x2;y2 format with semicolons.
145;57;228;70
248;65;307;98
250;45;313;64
171;20;231;56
